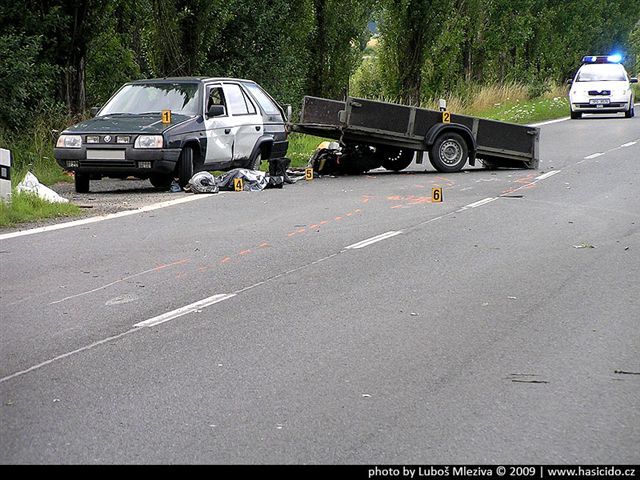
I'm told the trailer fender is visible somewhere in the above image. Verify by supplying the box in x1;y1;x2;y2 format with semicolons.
424;123;477;166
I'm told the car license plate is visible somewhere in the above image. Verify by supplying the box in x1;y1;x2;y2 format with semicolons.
589;98;610;105
86;150;126;160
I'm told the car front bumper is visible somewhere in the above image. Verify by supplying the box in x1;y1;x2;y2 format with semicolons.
570;97;631;114
54;146;181;177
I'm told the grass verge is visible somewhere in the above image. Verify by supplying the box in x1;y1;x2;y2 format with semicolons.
0;191;81;228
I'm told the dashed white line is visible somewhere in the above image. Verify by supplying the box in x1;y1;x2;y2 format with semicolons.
133;293;236;328
464;197;497;209
345;231;403;250
584;153;604;160
620;141;637;148
535;171;561;181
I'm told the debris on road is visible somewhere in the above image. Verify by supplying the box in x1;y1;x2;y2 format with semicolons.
573;243;596;249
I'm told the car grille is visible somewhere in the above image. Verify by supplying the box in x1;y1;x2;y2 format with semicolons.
588;90;611;96
79;160;135;169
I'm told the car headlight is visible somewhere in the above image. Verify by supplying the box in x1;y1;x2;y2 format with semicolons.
56;135;82;149
134;135;164;149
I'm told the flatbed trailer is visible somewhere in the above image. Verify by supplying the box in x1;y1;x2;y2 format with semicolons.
291;96;540;173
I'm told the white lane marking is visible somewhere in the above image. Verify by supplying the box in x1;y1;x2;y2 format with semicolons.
584;153;603;159
465;197;497;209
0;328;137;384
133;293;236;328
528;117;570;127
535;171;561;181
345;231;403;250
0;195;210;241
620;141;637;148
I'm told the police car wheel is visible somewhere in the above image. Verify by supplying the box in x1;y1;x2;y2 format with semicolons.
177;147;194;187
625;102;634;118
75;172;90;193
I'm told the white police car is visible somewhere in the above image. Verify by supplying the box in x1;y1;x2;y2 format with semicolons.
568;55;637;119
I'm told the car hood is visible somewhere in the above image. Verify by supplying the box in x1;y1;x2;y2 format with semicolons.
64;113;194;135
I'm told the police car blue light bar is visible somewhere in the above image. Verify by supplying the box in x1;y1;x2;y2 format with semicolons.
582;54;623;64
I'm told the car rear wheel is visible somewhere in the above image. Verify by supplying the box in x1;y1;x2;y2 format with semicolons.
74;172;90;193
177;146;194;187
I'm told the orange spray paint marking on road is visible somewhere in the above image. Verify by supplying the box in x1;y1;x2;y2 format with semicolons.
309;224;319;229
220;257;232;264
258;242;271;248
239;250;252;256
154;259;190;271
335;216;343;221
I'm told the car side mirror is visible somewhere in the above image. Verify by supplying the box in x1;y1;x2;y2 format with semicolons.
284;104;292;122
630;78;638;84
207;105;226;117
90;106;101;117
565;79;573;85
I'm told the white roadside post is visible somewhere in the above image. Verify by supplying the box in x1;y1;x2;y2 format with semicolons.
0;148;11;203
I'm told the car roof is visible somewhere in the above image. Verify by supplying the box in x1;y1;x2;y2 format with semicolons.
129;77;257;85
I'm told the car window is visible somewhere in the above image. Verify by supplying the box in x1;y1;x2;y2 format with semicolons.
207;86;227;115
223;84;256;116
101;83;201;115
576;64;627;82
243;83;281;115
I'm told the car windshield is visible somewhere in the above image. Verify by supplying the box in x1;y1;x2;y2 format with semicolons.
100;82;201;116
576;64;627;82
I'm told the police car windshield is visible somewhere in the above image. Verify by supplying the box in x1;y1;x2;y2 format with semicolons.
100;83;201;116
576;64;627;82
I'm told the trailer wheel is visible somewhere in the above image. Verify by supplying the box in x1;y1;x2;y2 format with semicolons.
429;132;468;173
378;147;414;171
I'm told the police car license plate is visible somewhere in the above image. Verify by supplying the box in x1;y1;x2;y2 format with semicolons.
589;98;610;105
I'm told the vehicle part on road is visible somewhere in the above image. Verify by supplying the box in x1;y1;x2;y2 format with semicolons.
429;132;469;173
293;96;539;174
268;157;293;185
377;146;414;171
188;172;219;194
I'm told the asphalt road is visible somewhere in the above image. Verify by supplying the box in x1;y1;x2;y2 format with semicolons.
1;113;639;464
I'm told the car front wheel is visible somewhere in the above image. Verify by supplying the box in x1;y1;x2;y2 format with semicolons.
625;101;635;118
177;146;194;187
74;172;90;193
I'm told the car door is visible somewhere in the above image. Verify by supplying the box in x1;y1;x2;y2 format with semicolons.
221;83;263;166
203;84;236;167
